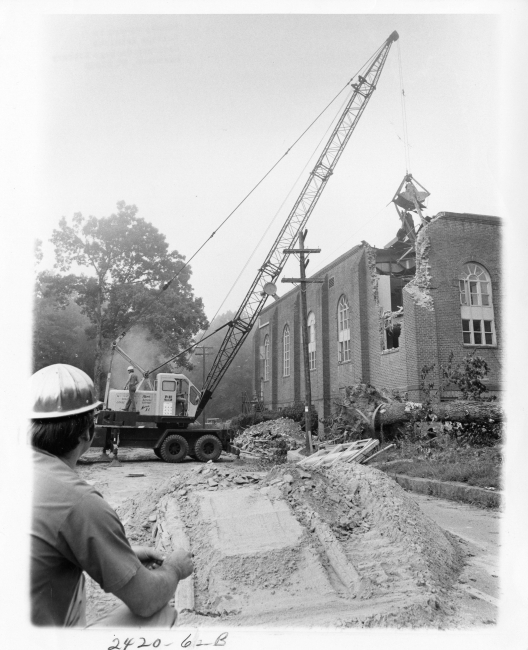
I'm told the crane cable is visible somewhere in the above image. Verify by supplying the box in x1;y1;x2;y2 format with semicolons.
151;81;355;379
397;40;411;173
196;85;356;342
147;320;232;375
113;43;386;346
114;84;351;345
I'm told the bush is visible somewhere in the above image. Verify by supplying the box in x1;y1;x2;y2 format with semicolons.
230;403;318;433
441;350;490;400
229;410;276;430
444;420;502;446
281;403;319;433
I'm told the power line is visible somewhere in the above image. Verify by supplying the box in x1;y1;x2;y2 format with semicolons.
114;51;384;346
201;87;355;337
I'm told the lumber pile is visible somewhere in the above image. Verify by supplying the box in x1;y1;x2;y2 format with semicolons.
298;439;379;468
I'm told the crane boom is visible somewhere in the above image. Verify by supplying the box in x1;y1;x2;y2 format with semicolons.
196;30;399;417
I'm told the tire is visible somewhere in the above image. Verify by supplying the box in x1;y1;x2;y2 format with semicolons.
159;434;189;463
153;448;162;459
194;434;222;463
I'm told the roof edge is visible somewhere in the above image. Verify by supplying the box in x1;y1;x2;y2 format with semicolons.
260;244;364;314
434;212;501;226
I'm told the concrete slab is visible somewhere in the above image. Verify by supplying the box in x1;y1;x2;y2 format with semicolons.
198;487;303;556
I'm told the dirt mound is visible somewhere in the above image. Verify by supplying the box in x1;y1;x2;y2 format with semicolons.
257;462;462;626
234;418;304;462
86;460;463;628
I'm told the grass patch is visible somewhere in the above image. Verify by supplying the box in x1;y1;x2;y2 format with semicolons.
376;442;501;490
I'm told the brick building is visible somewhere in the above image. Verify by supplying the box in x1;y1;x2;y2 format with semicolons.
252;212;502;431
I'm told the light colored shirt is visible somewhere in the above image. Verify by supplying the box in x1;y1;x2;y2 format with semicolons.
126;373;139;391
31;449;141;626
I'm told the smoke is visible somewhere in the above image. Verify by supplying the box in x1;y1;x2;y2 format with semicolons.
103;327;166;390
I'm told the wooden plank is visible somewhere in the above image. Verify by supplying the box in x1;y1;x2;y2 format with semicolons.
361;444;395;464
304;507;363;596
300;439;379;468
311;443;355;467
345;441;379;464
299;441;354;467
161;496;195;614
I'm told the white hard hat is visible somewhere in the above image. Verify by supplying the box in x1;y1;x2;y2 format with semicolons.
30;364;102;419
127;366;134;371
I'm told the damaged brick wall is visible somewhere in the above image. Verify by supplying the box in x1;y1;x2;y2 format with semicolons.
403;282;440;401
364;242;410;394
426;213;502;398
252;212;501;416
403;226;434;312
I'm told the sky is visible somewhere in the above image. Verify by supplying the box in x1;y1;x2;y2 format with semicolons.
32;12;504;323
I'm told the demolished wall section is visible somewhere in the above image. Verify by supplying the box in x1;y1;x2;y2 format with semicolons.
363;243;386;353
403;225;434;312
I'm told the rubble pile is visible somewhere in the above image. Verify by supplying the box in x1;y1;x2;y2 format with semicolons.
172;462;263;495
234;418;304;462
116;463;265;535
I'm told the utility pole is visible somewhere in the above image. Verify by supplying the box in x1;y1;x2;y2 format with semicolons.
194;346;214;427
282;229;322;453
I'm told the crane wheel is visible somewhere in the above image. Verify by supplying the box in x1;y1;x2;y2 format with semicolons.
194;434;222;463
160;434;189;463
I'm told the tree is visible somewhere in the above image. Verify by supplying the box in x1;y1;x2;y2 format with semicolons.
33;294;95;374
42;201;208;395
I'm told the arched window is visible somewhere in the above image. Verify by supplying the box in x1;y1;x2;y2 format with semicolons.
283;325;290;377
308;312;316;370
263;335;270;380
459;263;496;345
337;296;351;363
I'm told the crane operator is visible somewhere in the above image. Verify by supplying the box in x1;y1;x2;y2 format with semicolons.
124;365;139;412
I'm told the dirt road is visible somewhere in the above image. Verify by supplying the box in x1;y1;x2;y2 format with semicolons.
409;493;500;624
77;447;500;628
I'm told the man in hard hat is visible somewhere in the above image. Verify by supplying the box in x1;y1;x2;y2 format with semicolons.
176;391;188;416
124;365;139;412
29;363;193;627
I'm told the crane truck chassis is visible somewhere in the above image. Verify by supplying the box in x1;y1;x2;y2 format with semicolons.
93;373;238;463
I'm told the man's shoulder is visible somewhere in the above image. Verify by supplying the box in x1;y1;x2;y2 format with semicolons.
32;449;101;503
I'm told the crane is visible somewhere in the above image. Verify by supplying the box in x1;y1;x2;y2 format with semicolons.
196;30;399;418
95;31;399;464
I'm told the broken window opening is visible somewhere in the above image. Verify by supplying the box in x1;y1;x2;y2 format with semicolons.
385;324;401;349
384;311;402;350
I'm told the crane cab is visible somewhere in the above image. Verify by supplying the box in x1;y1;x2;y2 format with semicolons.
153;373;201;418
107;372;201;419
